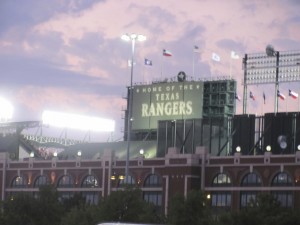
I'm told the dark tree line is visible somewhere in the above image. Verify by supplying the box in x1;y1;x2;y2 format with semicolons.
0;186;299;225
0;185;165;225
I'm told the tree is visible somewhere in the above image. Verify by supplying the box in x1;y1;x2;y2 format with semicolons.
0;193;37;225
0;185;63;225
61;192;87;212
35;185;64;225
97;186;165;224
218;193;300;225
60;204;99;225
167;190;213;225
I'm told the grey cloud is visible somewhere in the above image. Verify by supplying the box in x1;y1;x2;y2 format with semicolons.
216;38;245;52
0;0;103;36
0;55;122;96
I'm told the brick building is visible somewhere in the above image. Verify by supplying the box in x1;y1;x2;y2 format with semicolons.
1;146;300;215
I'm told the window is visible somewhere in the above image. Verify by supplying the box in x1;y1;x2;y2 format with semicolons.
57;175;74;188
240;192;257;208
144;174;162;187
143;174;162;211
82;175;99;188
143;191;162;206
81;175;99;205
82;191;99;205
271;172;293;207
272;191;293;207
240;173;262;208
241;172;261;186
11;176;27;188
213;173;231;186
34;175;50;188
211;173;231;210
212;193;231;207
118;175;135;187
272;172;292;186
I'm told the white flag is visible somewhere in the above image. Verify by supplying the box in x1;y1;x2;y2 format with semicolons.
231;51;239;59
212;52;221;62
128;59;136;67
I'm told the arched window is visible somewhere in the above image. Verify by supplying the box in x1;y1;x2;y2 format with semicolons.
212;173;231;186
211;173;231;211
11;175;27;188
34;175;50;188
81;175;99;204
57;175;74;188
241;172;261;186
57;175;75;201
144;174;162;187
240;172;262;208
272;172;292;186
82;175;99;188
271;172;293;207
143;174;162;210
118;175;135;187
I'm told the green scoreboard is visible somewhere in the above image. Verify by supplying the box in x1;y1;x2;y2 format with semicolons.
131;81;204;130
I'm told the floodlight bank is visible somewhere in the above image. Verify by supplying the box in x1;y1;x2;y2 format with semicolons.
42;110;115;132
0;97;14;121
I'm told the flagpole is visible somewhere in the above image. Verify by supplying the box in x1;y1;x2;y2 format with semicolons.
142;60;145;83
298;95;300;111
261;96;264;116
192;50;195;77
298;96;300;112
262;92;266;116
160;50;163;80
286;95;288;113
229;58;232;79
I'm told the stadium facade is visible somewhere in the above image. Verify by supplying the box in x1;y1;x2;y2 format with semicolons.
0;71;300;215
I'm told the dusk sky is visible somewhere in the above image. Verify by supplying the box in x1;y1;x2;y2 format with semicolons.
0;0;300;141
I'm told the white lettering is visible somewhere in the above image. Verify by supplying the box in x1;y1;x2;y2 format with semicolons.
186;101;192;115
141;101;193;117
142;104;149;117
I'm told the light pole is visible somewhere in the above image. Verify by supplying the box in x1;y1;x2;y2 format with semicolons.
121;33;146;184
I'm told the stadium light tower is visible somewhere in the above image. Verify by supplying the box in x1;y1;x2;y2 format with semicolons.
121;33;146;184
242;46;300;114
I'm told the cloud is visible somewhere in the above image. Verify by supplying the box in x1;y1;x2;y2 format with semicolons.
1;0;300;141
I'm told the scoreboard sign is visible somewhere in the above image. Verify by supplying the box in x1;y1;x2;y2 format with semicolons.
131;81;204;130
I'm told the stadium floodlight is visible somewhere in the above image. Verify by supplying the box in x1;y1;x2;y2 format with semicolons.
42;110;115;132
121;33;146;184
266;145;272;152
121;33;146;42
139;149;144;155
242;48;300;113
0;97;14;122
